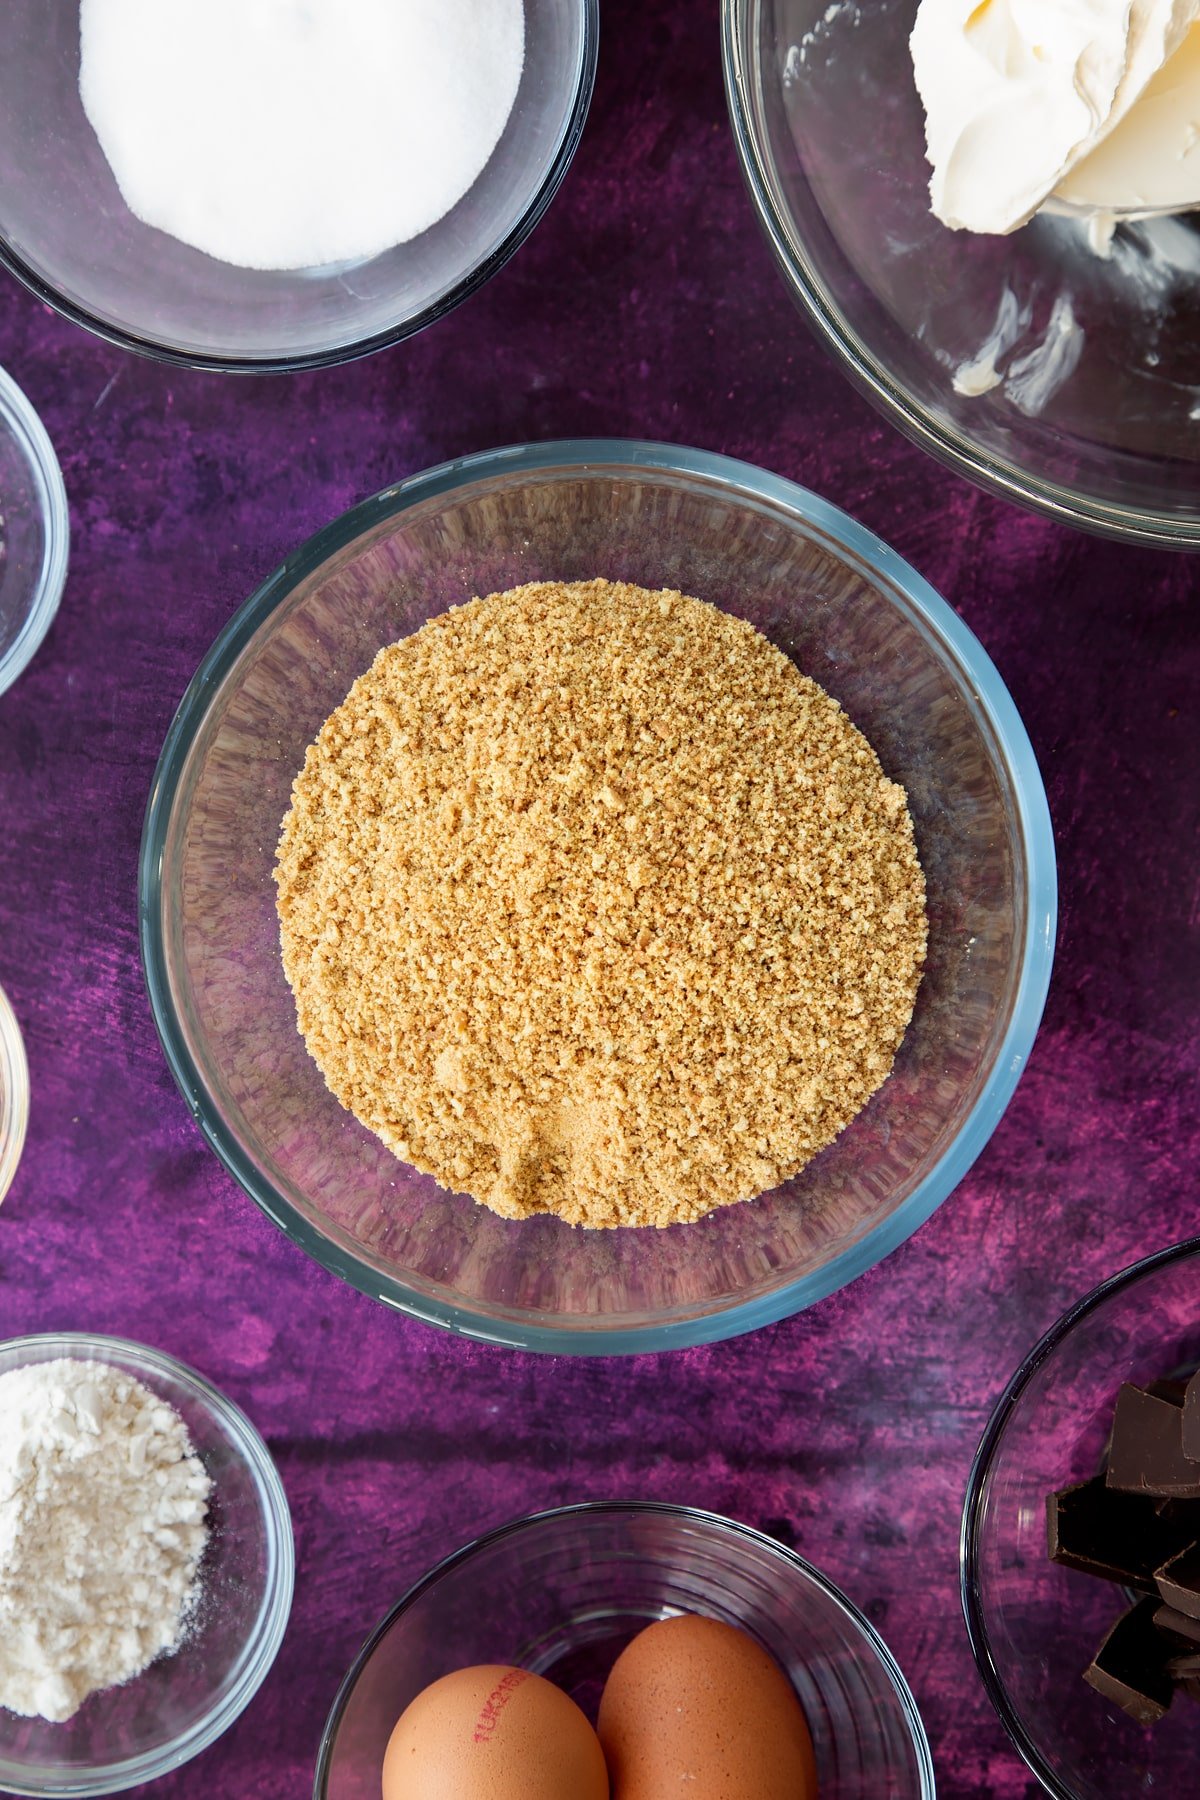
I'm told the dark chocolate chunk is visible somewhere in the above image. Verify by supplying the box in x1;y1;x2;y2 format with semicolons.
1107;1384;1200;1498
1085;1598;1175;1724
1155;1542;1200;1620
1153;1494;1198;1526
1050;1371;1200;1729
1047;1478;1195;1589
1153;1603;1200;1648
1183;1371;1200;1464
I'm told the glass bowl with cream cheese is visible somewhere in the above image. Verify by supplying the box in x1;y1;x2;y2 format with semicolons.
138;439;1056;1354
0;1333;293;1798
0;0;597;371
724;0;1200;545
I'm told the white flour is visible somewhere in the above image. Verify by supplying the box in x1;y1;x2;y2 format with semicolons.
0;1359;211;1723
78;0;526;270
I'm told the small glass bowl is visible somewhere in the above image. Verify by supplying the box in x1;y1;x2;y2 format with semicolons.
0;365;69;696
138;438;1056;1353
724;0;1200;545
0;984;28;1204
0;1333;294;1797
0;1;597;371
961;1237;1200;1797
315;1502;936;1799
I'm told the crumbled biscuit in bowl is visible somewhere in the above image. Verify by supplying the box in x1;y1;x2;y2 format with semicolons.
140;445;1055;1349
274;579;928;1230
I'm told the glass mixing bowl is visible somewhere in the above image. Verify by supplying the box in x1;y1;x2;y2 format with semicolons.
0;1332;294;1797
0;1;596;371
315;1502;936;1800
139;439;1055;1353
0;364;69;697
723;0;1200;546
0;981;29;1204
962;1238;1200;1798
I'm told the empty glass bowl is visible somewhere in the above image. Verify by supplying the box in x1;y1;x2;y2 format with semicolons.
315;1502;935;1799
0;365;68;696
0;982;28;1203
139;439;1055;1352
723;0;1200;545
0;1333;294;1797
962;1238;1200;1797
0;1;596;370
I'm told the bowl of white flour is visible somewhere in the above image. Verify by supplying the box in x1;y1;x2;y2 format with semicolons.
0;0;598;370
0;1333;293;1796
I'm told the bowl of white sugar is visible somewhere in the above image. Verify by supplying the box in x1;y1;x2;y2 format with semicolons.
0;0;597;371
0;1333;293;1796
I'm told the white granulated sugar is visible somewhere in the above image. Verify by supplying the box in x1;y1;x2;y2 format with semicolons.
79;0;526;271
0;1358;211;1723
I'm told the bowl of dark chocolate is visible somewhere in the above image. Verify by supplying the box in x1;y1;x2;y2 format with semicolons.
140;439;1056;1353
962;1236;1200;1797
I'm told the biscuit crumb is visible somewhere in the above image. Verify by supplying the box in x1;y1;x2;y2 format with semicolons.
274;579;927;1229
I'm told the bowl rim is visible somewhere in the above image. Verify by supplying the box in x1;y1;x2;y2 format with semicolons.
0;1330;295;1797
959;1234;1200;1800
0;1;599;375
312;1497;938;1800
0;363;70;695
138;436;1057;1355
720;0;1200;550
0;980;29;1204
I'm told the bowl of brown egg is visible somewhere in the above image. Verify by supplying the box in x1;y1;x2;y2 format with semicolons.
314;1502;936;1799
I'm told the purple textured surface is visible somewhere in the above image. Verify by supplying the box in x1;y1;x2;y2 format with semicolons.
0;4;1196;1796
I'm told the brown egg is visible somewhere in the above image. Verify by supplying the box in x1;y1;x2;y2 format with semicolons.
597;1613;819;1799
381;1663;609;1800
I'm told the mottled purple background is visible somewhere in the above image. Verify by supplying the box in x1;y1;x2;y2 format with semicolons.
0;4;1196;1796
